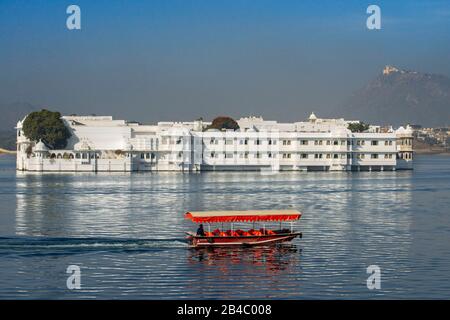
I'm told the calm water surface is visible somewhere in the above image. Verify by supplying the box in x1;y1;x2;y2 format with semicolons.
0;154;449;299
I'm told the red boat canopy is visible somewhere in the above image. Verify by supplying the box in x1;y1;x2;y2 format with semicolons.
185;210;301;223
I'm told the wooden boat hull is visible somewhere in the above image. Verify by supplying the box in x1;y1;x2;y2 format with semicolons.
186;232;302;248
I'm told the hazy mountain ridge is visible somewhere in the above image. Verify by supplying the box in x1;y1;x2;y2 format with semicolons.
0;101;36;131
0;131;16;151
1;65;449;144
0;102;38;150
338;66;450;127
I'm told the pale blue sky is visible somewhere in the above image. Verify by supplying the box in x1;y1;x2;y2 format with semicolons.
1;0;449;122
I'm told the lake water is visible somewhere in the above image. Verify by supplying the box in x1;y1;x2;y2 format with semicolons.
0;154;449;299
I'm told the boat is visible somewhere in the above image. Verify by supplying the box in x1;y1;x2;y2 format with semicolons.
185;210;302;248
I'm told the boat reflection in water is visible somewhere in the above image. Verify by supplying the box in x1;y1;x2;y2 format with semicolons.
188;244;301;274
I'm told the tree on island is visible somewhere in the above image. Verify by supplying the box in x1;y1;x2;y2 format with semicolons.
206;116;240;131
22;109;71;149
348;121;370;133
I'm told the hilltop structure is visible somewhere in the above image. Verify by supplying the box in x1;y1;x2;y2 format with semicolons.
15;113;413;172
339;66;450;127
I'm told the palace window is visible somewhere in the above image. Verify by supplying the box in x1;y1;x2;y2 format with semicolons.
334;154;339;159
402;139;412;146
314;154;323;159
371;140;379;146
300;140;308;145
314;140;323;146
333;140;339;146
240;139;249;145
300;153;308;159
371;154;379;159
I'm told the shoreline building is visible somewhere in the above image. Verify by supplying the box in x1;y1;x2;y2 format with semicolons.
16;113;413;172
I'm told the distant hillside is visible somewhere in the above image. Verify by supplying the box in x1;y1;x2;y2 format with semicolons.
337;66;450;127
0;130;16;150
0;102;38;151
0;101;36;131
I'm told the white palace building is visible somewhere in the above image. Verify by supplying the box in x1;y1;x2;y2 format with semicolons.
16;113;413;172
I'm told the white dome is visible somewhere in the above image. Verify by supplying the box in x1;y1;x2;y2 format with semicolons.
34;140;49;152
396;126;406;134
309;112;317;121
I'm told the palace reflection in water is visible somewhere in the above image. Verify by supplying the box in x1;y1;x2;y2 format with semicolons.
2;155;450;298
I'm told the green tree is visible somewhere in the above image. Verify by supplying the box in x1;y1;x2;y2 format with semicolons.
206;116;240;131
348;121;370;133
22;109;71;149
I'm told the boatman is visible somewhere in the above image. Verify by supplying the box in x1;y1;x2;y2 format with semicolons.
196;224;206;236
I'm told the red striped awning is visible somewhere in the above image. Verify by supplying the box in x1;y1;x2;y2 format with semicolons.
185;210;301;223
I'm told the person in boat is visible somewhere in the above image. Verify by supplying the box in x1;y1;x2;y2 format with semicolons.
196;224;206;236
